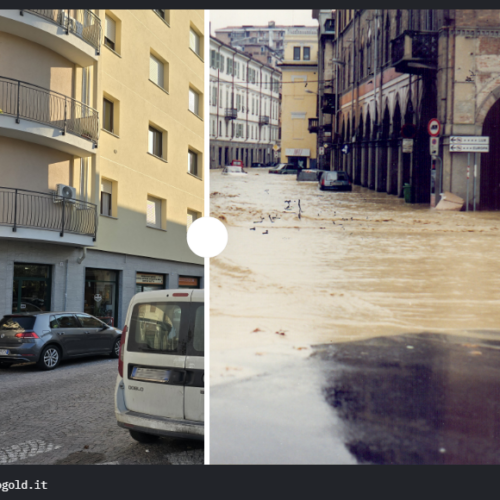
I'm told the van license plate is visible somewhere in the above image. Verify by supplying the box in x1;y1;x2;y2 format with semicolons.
131;367;170;383
0;349;10;355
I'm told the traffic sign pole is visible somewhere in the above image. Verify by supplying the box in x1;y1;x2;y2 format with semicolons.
466;153;470;212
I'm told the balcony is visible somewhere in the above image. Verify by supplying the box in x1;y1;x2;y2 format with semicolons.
391;30;438;75
259;115;270;125
0;187;97;247
321;93;336;114
225;108;238;120
0;10;101;67
308;118;319;133
0;76;98;156
323;19;335;36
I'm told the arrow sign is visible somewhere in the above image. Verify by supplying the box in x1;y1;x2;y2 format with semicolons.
450;144;489;152
450;136;489;145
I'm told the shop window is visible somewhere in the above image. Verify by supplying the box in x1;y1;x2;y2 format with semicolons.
12;263;51;313
135;273;166;294
84;268;119;327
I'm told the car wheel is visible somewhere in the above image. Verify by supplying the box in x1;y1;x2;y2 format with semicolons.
111;337;121;358
129;430;160;444
36;345;61;370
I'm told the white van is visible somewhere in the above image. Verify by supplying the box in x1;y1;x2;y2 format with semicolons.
115;289;204;442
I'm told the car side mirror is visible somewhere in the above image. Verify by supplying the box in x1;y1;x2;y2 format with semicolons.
101;324;110;330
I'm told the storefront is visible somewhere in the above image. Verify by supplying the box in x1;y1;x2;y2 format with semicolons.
286;148;312;169
84;268;119;326
12;263;52;313
135;273;166;293
178;276;200;289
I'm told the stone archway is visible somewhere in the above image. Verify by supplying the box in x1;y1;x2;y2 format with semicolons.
481;97;500;210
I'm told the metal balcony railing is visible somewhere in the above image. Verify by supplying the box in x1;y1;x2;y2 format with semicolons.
23;9;102;53
0;76;99;144
225;108;237;120
259;115;270;125
308;118;319;133
391;30;438;74
0;187;97;240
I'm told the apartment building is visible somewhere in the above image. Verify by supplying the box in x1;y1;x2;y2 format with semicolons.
209;35;281;169
0;9;204;327
215;22;318;68
313;9;500;209
279;29;318;169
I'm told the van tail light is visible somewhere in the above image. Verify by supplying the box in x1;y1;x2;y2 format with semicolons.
321;179;325;186
15;331;39;339
118;325;128;378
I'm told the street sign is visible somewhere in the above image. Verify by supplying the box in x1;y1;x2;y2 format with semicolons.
450;144;489;152
402;138;413;153
341;145;350;155
319;147;325;155
428;118;441;137
450;136;489;145
430;137;439;156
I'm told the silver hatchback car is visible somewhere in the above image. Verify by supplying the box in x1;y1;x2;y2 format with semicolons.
0;312;122;370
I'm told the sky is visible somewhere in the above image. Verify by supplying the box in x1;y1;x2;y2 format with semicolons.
209;10;318;35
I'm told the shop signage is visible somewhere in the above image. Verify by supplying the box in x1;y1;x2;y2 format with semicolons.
136;273;164;285
285;148;310;157
179;276;199;287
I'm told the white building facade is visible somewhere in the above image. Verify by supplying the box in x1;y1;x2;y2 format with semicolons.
209;36;281;168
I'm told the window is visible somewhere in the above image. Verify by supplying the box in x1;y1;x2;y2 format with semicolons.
103;98;114;133
220;55;225;73
188;149;199;177
303;47;311;61
189;88;200;116
148;126;163;158
153;9;169;24
146;195;162;228
187;209;200;231
293;46;300;60
190;28;200;56
150;53;165;89
211;85;217;107
104;14;116;51
101;179;112;216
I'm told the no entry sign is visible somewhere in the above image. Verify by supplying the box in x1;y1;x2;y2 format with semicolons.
428;118;441;137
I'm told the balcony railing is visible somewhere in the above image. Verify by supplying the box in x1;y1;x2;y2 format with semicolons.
259;115;270;125
308;118;319;133
391;30;438;74
0;187;97;240
23;9;102;53
0;76;99;144
225;108;237;120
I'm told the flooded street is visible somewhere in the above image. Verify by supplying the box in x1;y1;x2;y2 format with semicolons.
210;168;500;464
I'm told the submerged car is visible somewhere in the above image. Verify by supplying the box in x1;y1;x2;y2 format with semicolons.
319;170;352;191
0;312;122;370
251;162;265;168
222;166;247;175
297;169;322;182
269;163;301;175
230;159;245;168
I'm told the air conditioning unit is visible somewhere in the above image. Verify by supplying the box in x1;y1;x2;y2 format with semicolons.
54;184;76;204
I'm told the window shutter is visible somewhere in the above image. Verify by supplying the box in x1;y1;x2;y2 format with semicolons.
150;54;163;87
101;179;112;194
105;15;116;42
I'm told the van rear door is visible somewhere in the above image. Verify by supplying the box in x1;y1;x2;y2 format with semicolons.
184;292;204;422
123;293;192;420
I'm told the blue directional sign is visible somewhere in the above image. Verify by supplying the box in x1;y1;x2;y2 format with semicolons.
341;145;350;155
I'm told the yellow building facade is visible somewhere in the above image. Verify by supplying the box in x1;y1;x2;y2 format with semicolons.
0;10;204;327
279;29;318;169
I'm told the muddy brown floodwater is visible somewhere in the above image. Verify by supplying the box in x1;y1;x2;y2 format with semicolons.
210;168;500;384
210;168;500;464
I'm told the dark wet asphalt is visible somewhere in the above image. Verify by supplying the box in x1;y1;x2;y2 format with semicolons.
211;332;500;464
314;332;500;465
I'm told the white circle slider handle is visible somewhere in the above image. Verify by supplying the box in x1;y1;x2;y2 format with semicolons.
187;217;228;258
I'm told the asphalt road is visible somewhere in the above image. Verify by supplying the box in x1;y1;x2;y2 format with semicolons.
0;357;203;465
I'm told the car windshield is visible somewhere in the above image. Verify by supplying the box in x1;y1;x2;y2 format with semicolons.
0;316;36;331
